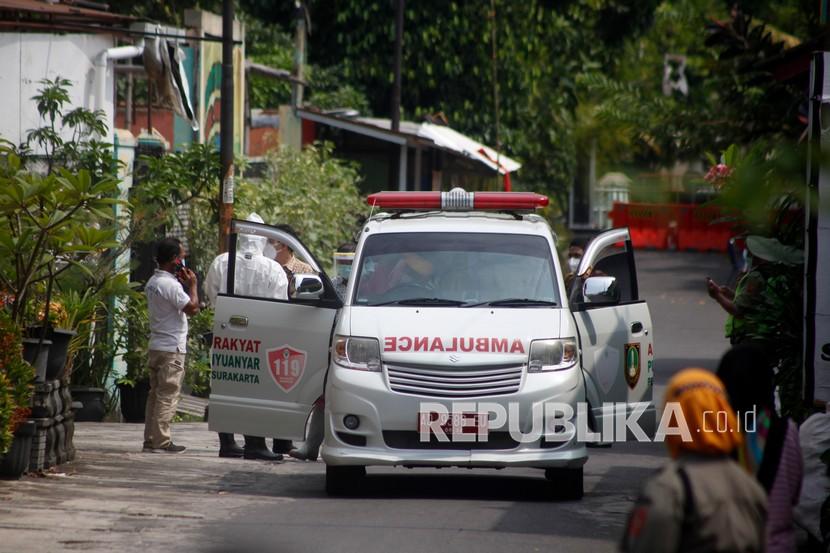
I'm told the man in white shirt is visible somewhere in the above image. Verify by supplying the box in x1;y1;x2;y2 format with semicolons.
143;237;200;453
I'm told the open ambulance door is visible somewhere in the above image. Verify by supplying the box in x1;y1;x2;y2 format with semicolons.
208;219;341;440
569;228;656;442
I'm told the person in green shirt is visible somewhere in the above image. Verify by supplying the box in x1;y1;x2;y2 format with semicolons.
706;235;803;345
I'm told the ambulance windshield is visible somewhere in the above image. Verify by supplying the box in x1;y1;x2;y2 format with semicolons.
353;232;559;307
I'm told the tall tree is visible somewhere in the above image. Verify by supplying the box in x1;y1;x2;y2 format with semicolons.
579;0;810;165
292;1;659;210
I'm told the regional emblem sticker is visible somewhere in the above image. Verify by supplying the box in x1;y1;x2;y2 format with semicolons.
624;343;641;389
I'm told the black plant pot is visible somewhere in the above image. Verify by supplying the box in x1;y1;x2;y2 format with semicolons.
22;338;51;383
0;420;35;478
70;386;107;422
46;328;76;381
118;381;150;423
27;326;77;381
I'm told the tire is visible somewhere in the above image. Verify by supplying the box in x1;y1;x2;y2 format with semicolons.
545;466;584;500
325;464;366;496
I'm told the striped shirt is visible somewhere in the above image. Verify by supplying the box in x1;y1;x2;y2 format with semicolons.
766;420;803;553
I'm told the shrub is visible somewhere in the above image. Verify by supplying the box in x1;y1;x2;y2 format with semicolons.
708;143;807;420
0;308;35;454
236;142;365;270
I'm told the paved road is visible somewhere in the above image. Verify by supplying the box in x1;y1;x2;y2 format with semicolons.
0;250;734;553
637;249;733;400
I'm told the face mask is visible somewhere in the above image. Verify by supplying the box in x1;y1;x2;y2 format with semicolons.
567;257;581;272
264;243;277;259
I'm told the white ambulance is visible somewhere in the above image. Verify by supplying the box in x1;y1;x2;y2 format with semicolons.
209;189;655;499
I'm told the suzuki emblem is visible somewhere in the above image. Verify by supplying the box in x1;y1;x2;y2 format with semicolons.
449;354;459;363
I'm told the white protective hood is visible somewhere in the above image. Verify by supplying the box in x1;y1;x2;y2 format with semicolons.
204;213;287;304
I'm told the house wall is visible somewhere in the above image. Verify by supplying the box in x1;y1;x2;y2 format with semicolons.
114;107;176;147
185;9;245;155
0;33;115;148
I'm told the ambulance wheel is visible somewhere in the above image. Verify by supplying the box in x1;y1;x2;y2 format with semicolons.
545;467;583;500
325;464;366;496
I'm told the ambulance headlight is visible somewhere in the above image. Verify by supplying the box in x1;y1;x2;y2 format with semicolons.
527;338;578;372
333;335;381;372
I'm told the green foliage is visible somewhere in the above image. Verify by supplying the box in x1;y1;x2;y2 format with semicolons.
244;18;295;109
113;143;220;398
106;0;211;26
130;143;220;247
243;15;370;112
114;291;149;388
304;65;370;113
0;309;35;454
283;1;659;213
0;77;137;406
21;77;114;176
0;78;123;333
708;142;809;419
185;308;214;398
236;142;365;268
108;1;660;212
114;293;213;399
709;142;806;244
579;2;808;164
744;266;805;420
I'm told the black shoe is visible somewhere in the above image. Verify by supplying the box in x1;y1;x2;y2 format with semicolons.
219;444;244;458
243;447;284;461
272;439;294;454
218;433;244;458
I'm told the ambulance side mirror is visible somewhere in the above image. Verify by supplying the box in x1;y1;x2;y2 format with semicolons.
292;274;324;300
582;275;619;305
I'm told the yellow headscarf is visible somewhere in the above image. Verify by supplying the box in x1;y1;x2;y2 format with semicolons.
664;368;743;458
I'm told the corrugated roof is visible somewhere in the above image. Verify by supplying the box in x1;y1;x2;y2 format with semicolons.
298;108;521;175
357;117;520;174
0;0;135;23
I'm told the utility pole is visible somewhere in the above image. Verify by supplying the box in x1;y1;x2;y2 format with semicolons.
218;0;235;254
490;0;505;190
392;0;405;190
391;0;403;131
291;1;307;109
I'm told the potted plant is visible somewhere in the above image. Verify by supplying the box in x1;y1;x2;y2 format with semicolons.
26;296;77;382
61;287;112;422
0;78;124;421
0;306;36;478
115;292;150;423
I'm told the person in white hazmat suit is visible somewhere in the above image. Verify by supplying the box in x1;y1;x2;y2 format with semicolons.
204;213;288;305
204;213;288;461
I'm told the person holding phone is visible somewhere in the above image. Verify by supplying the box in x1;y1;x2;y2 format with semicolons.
706;235;802;345
142;237;200;453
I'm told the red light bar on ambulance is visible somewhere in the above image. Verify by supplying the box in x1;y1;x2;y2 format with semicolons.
367;188;549;212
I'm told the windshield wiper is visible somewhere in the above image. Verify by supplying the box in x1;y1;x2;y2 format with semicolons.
464;298;559;308
371;297;468;307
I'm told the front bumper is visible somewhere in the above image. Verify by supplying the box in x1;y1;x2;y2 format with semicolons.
322;363;587;469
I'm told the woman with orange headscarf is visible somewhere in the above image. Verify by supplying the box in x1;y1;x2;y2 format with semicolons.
620;368;767;553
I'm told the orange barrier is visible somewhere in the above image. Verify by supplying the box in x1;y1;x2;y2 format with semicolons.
608;202;738;252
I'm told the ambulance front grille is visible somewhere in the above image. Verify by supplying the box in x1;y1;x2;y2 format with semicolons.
385;362;524;398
